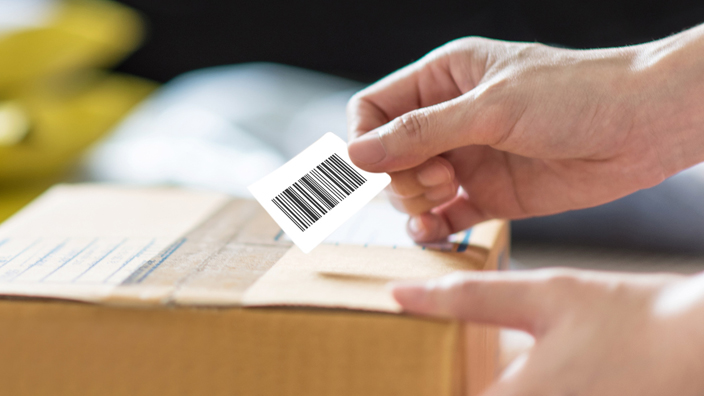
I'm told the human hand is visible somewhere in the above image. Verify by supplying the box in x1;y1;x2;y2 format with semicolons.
392;269;704;396
347;28;704;242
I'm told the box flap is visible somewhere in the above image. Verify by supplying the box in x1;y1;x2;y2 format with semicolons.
241;244;484;312
0;184;508;312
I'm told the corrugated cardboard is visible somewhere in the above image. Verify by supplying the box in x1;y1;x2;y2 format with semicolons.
0;185;509;396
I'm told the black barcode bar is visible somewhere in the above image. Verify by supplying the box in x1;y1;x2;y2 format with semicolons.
272;154;367;231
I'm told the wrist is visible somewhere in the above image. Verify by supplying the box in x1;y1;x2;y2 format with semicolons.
629;25;704;176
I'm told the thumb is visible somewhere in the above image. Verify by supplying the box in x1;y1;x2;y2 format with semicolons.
348;95;486;173
391;270;565;335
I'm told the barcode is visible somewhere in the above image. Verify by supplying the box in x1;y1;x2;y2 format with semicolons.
272;154;367;231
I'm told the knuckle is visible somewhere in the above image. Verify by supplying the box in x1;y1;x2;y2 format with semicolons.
423;38;470;62
425;157;456;182
424;183;457;203
434;271;472;293
407;206;431;216
429;272;483;315
346;92;367;113
392;196;431;216
447;36;496;62
453;273;490;302
392;110;430;144
389;181;416;198
405;203;429;216
539;268;582;293
450;36;489;50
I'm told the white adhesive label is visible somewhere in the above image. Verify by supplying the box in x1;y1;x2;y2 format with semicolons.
248;133;391;253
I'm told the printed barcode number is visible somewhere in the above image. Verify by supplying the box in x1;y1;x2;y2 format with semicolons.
272;154;367;231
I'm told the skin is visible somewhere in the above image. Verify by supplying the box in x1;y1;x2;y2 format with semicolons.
391;269;704;396
347;26;704;242
346;25;704;394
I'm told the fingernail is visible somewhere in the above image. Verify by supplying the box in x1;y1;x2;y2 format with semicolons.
408;215;424;236
348;131;386;165
424;183;456;201
417;163;452;187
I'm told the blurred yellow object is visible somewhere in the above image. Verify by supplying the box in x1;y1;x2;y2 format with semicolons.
0;0;157;222
0;0;144;96
0;101;30;146
0;72;155;182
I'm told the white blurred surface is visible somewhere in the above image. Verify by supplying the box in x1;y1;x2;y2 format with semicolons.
0;0;57;34
81;62;704;256
81;63;362;197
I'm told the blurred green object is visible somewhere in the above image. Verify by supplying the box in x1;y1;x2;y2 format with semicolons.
0;0;157;223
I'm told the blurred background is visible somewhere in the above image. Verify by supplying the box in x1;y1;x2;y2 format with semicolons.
115;0;704;83
2;0;704;267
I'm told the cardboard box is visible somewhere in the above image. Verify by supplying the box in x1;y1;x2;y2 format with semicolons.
0;185;509;396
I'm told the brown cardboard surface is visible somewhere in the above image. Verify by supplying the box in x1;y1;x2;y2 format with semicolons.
0;300;463;396
0;184;507;311
105;199;287;306
242;245;485;312
0;185;229;302
0;184;508;396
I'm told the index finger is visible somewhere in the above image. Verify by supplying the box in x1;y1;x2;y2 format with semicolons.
346;64;422;142
391;269;583;335
346;46;464;142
